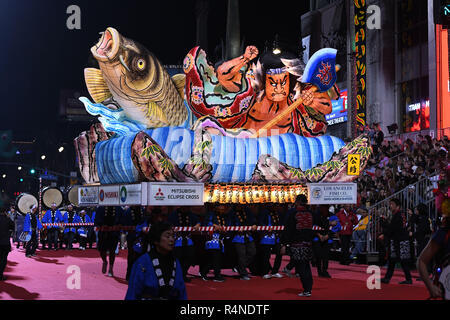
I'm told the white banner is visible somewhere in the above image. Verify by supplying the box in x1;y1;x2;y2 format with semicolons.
78;186;99;205
307;183;357;205
98;185;119;205
147;183;204;206
119;184;142;205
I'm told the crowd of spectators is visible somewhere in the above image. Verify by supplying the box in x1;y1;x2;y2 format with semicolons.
354;124;450;208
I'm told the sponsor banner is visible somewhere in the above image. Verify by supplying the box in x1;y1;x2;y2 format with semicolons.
326;89;348;126
119;184;142;205
78;186;99;205
98;185;120;205
147;183;204;206
307;183;357;205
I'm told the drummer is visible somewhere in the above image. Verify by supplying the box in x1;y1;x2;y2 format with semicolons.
42;202;63;250
62;204;81;250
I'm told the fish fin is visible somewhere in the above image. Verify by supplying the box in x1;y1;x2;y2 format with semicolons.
171;74;186;98
84;68;112;103
145;101;169;125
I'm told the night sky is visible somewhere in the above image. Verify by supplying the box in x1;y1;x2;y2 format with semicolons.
0;0;308;195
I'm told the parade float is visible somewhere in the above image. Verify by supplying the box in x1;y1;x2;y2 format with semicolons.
74;27;371;206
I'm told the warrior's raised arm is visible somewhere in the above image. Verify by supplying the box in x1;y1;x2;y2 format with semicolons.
216;46;258;92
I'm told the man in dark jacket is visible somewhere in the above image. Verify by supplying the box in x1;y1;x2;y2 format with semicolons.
336;204;358;265
0;206;16;280
281;195;314;297
380;198;413;284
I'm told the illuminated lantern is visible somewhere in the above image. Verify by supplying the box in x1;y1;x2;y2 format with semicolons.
220;184;226;203
244;185;250;203
226;184;232;203
263;185;269;203
270;185;276;203
277;185;282;203
239;185;245;204
232;185;239;203
258;185;265;203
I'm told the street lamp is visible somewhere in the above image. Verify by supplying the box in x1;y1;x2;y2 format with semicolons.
2;174;6;178
58;146;64;153
18;166;22;171
41;155;46;160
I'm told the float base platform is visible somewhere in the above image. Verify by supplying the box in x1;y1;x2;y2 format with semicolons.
0;245;429;300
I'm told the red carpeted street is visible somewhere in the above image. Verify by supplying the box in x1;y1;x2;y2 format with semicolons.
0;245;429;300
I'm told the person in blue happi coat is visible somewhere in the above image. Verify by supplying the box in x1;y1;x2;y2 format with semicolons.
125;221;187;300
229;204;257;280
62;204;81;250
258;203;284;279
199;204;229;282
168;206;200;282
77;209;94;250
23;205;43;258
41;202;63;250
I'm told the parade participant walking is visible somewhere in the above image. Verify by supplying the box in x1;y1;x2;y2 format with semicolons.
380;199;413;284
125;221;187;300
41;203;63;250
23;205;43;258
62;204;81;250
312;205;335;278
258;204;283;279
94;206;123;277
200;204;228;282
281;195;314;297
9;206;24;249
229;204;257;281
120;206;143;281
0;206;15;281
168;206;200;283
336;204;358;265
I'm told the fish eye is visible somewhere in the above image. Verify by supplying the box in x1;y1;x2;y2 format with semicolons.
136;58;146;70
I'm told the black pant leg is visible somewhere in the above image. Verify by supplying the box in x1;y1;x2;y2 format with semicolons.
0;249;9;277
296;260;313;292
213;249;223;276
272;242;282;274
234;243;248;276
260;245;272;276
246;241;256;271
400;259;412;281
384;258;396;280
340;235;351;263
312;242;322;273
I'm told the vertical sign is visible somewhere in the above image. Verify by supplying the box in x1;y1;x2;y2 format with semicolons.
354;0;367;129
347;154;361;176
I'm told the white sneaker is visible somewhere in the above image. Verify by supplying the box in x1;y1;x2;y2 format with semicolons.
263;274;272;279
298;291;311;297
272;273;283;278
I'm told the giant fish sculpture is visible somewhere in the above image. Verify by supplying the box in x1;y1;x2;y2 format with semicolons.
75;28;371;185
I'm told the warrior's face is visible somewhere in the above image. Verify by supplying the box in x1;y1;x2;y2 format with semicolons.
265;72;289;102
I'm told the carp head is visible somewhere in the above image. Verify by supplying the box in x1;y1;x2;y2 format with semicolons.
90;27;157;98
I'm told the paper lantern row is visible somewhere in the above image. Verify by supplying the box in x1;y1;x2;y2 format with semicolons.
204;184;307;204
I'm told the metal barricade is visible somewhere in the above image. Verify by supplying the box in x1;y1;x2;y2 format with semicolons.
366;175;437;254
